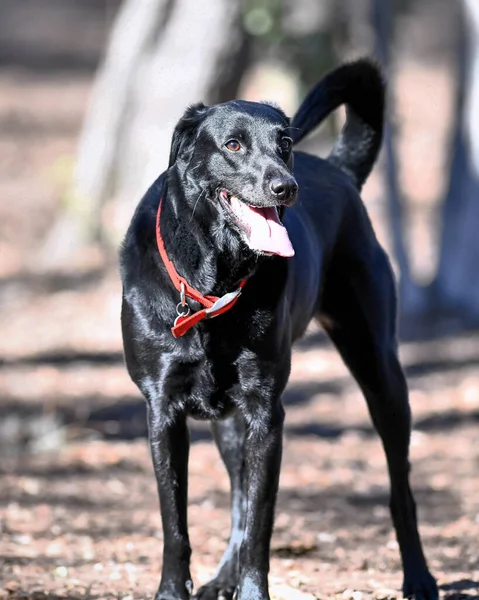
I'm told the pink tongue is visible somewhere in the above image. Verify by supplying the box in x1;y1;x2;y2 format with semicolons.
229;197;295;257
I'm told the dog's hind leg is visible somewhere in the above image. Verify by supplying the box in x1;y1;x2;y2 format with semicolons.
195;413;246;600
318;246;438;600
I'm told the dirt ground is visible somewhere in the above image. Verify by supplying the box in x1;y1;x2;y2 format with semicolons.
1;2;479;599
1;272;479;600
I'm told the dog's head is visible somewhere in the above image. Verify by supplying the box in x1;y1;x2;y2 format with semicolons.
168;100;298;258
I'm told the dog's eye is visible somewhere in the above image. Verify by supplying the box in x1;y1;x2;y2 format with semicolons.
280;137;293;153
225;139;242;152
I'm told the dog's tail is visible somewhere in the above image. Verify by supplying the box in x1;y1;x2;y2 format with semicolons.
291;58;385;190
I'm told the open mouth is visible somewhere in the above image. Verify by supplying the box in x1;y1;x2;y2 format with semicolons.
219;189;295;258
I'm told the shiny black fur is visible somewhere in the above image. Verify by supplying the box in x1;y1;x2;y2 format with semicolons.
120;59;437;600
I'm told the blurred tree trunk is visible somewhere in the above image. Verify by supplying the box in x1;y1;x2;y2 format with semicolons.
370;0;479;324
371;0;424;315
42;0;249;263
75;0;173;241
334;0;422;315
433;0;479;319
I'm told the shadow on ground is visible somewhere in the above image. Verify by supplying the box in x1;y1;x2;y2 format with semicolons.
441;579;479;600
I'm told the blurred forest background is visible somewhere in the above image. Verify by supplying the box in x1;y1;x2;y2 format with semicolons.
1;1;479;599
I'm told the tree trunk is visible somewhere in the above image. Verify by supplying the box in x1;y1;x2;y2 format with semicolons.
75;0;173;240
434;0;479;319
112;0;246;234
371;0;423;315
43;0;248;264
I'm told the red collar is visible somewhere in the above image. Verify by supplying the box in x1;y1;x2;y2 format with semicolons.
155;197;247;338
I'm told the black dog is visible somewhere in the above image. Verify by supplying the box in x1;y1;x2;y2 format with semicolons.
120;59;437;600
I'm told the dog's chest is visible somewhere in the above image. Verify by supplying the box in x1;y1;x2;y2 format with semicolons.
163;353;240;420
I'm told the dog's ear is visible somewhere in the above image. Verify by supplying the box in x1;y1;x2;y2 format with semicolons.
263;101;289;124
168;103;209;168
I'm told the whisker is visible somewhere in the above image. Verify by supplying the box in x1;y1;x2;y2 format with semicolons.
191;189;205;219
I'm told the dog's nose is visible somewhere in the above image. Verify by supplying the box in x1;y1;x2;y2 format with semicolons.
269;177;298;202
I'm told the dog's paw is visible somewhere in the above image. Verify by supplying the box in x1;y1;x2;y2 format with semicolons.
194;581;236;600
403;570;439;600
155;579;194;600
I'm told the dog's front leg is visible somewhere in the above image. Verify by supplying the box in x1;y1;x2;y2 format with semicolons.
148;405;192;600
236;402;284;600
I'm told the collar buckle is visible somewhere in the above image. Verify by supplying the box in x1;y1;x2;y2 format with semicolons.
205;288;243;319
175;282;190;323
